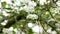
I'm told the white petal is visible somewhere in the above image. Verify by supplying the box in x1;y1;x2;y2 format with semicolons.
32;25;40;33
28;23;33;28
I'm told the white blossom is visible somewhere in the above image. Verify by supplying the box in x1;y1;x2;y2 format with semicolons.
22;32;25;34
47;28;52;33
9;27;13;31
51;31;57;34
23;5;35;12
0;2;1;8
39;0;46;5
56;1;60;6
2;11;10;16
1;20;8;26
28;23;34;28
14;28;19;34
26;14;38;20
5;5;9;8
32;25;43;33
3;28;13;34
19;0;31;3
32;25;40;33
14;1;21;6
55;7;60;13
45;0;50;4
14;28;18;32
28;1;36;7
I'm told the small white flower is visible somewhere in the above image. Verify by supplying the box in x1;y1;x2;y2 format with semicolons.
19;0;31;3
56;1;60;6
14;28;21;34
47;28;52;33
45;1;50;4
32;25;43;33
51;31;57;34
0;2;1;8
22;32;25;34
46;12;49;14
5;5;9;8
39;0;46;5
23;5;34;12
26;14;38;20
32;25;40;33
28;1;36;7
3;28;9;33
2;11;9;16
55;7;60;13
48;18;55;23
19;7;24;10
28;23;34;28
14;28;18;33
1;20;8;26
3;27;13;34
14;1;21;6
9;27;13;31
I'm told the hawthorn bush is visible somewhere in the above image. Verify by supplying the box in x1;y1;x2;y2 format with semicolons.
0;0;60;34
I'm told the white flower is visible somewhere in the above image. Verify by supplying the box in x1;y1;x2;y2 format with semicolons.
47;28;52;33
14;28;18;33
32;25;43;33
5;5;9;8
9;27;13;31
19;7;24;10
3;28;13;34
39;26;43;33
22;32;25;34
28;23;34;28
51;31;57;34
14;1;21;6
19;0;31;3
23;5;34;12
14;28;20;34
28;1;36;7
46;12;49;14
32;25;40;33
3;28;9;33
26;14;38;20
55;7;60;13
39;0;46;5
2;11;9;16
56;1;60;6
3;27;13;34
1;20;8;26
45;1;50;4
48;18;55;23
0;2;1;8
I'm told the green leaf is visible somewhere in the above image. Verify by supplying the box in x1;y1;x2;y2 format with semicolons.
3;8;12;10
49;21;57;31
12;1;14;3
28;28;33;34
12;23;17;28
2;2;6;8
0;18;4;23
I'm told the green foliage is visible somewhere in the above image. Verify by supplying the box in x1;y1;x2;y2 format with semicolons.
49;21;57;30
0;0;60;34
28;28;33;34
2;2;6;8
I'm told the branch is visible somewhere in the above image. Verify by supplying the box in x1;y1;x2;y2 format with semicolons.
0;11;27;33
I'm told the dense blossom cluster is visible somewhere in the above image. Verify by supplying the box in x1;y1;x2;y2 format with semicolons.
0;0;60;34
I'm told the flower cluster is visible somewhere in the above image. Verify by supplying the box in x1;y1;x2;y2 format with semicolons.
26;14;38;20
